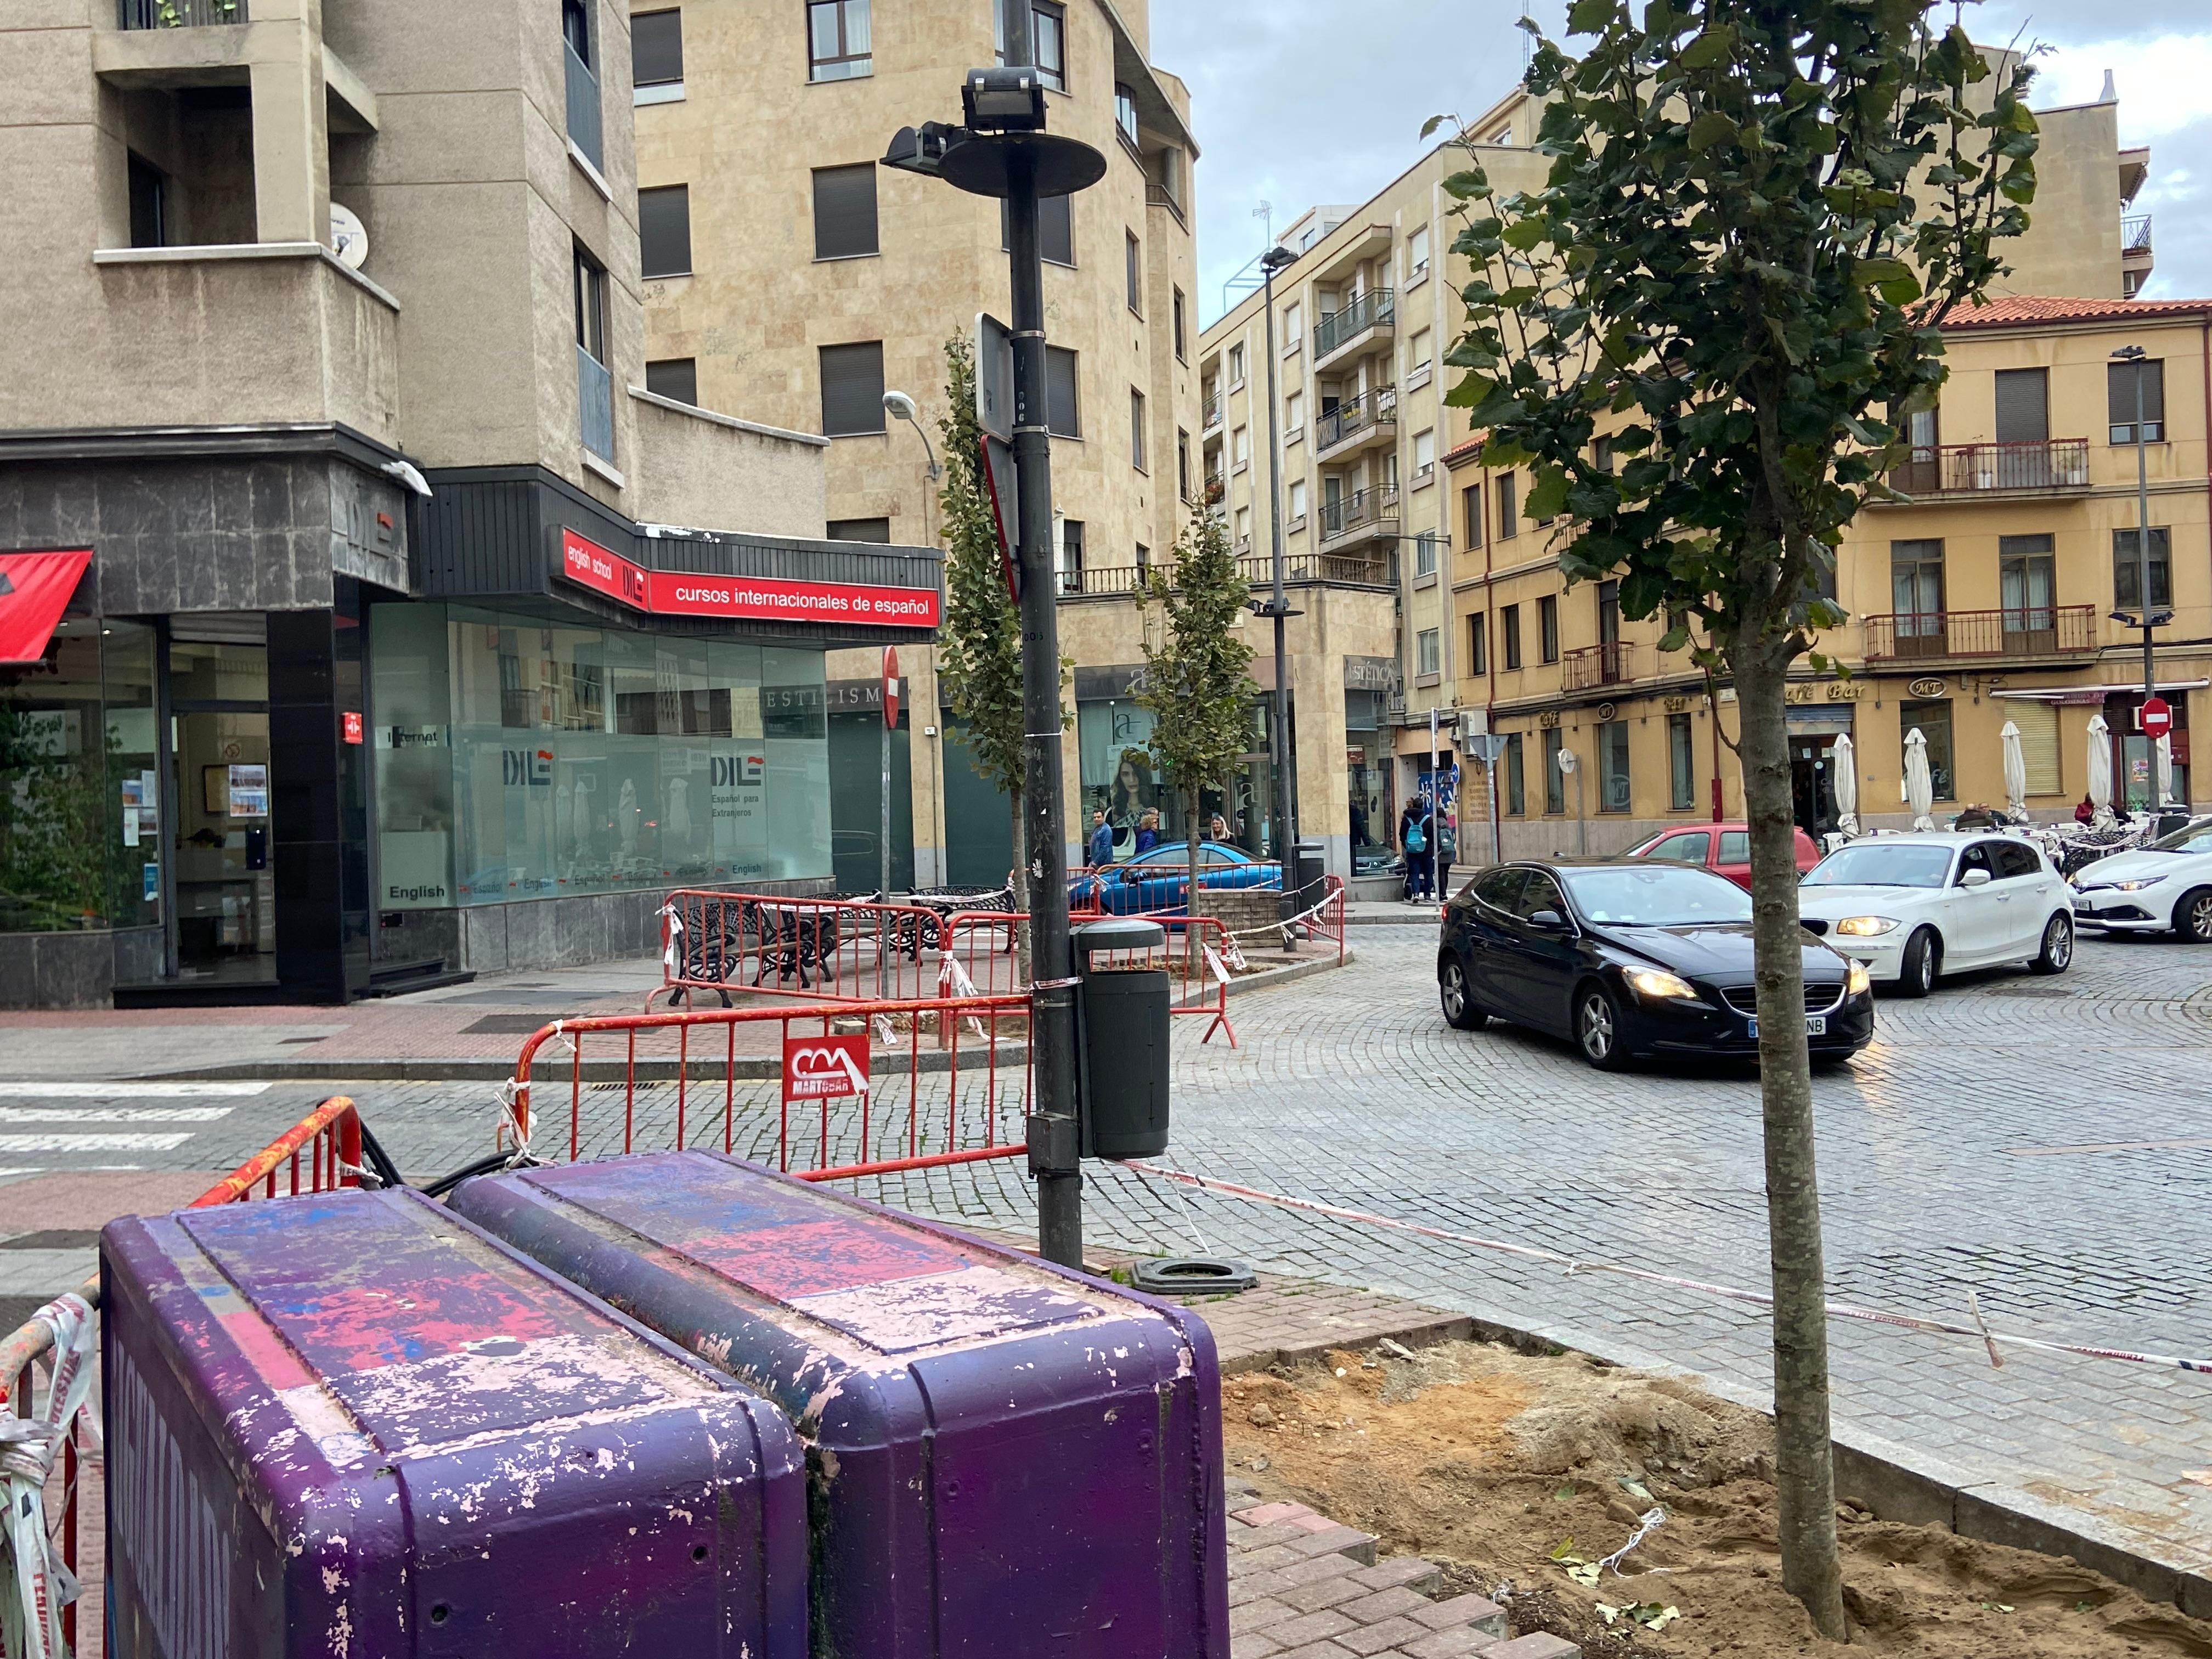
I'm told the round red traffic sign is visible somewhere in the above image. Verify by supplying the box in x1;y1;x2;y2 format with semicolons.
882;646;900;731
2142;696;2172;740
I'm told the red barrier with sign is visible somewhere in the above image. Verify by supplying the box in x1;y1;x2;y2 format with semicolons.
783;1032;868;1101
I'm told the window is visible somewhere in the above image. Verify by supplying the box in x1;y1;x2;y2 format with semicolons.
1407;328;1431;381
1056;518;1085;593
1000;193;1075;265
639;184;692;278
1283;302;1302;347
812;163;878;259
1992;840;2043;882
1029;0;1068;89
127;151;166;249
574;242;612;458
1502;603;1522;670
1504;733;1526;815
1414;531;1438;578
646;358;697;404
1461;483;1483;549
1234;506;1251;546
1407;224;1430;281
573;243;608;363
1177;430;1192;500
1130;388;1147;470
1891;539;1944;643
1413;428;1435;480
1598;721;1630;811
1999;533;2055;636
827;517;891;543
808;0;871;81
1538;594;1559;664
1228;343;1246;385
1901;699;1955;799
1467;612;1486;675
633;8;682;88
1284;391;1303;436
2109;358;2166;444
1596;579;1620;645
1592;436;1613;473
1993;366;2049;445
1719;830;1749;864
563;0;592;65
1543;726;1564;813
1417;629;1440;677
2114;527;2173;611
819;341;885;436
1136;541;1150;577
1125;230;1143;314
1045;346;1080;436
1497;472;1518;539
1668;713;1694;810
1232;425;1250;469
1648;830;1706;862
1172;288;1188;359
1115;83;1138;146
1288;479;1307;523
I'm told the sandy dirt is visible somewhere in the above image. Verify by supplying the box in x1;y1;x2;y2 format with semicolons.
1222;1340;2212;1657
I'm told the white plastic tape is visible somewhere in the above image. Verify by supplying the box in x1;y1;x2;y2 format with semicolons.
1;1291;98;1659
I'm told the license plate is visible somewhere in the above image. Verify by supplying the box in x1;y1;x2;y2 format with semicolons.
1747;1016;1826;1039
2073;897;2091;913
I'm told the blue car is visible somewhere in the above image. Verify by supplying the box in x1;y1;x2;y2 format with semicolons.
1070;840;1283;916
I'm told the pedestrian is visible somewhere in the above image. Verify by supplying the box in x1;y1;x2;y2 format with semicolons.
1400;797;1433;903
1208;812;1229;843
1087;808;1114;871
2075;794;2096;826
1135;810;1160;856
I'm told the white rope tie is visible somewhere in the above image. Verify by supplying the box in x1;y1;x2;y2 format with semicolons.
1;1293;97;1659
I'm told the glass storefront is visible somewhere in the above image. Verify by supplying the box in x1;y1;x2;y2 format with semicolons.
1076;693;1273;857
368;602;832;909
1346;690;1392;873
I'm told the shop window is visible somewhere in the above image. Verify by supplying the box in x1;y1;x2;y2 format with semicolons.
1668;712;1694;809
1543;726;1564;814
1504;732;1525;816
645;358;697;404
1598;720;1630;811
814;163;879;259
820;340;885;436
1901;698;1955;800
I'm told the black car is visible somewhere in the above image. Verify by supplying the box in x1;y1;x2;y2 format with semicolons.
1437;859;1875;1069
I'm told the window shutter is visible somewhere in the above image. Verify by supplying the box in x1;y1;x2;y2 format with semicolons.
2108;359;2165;428
813;164;879;260
1046;346;1080;436
1001;194;1074;264
2009;699;2061;797
639;185;691;278
633;9;683;84
1993;368;2048;444
645;358;697;404
819;341;885;435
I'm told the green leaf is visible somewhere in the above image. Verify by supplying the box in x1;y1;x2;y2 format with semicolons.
1500;216;1549;252
1524;466;1572;522
1852;257;1914;288
1677;27;1733;69
1548;1537;1579;1561
1420;114;1451;140
1687;111;1737;151
1442;170;1491;201
1566;0;1613;32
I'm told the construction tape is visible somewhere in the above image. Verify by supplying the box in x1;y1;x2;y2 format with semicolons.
1116;1162;2212;1375
0;1293;97;1659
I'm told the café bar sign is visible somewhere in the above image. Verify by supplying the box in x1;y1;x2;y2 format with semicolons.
560;529;940;627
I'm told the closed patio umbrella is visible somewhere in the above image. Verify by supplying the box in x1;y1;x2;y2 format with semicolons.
2000;721;2028;821
2086;714;2114;827
2157;733;2174;810
1904;727;1936;831
1832;732;1859;837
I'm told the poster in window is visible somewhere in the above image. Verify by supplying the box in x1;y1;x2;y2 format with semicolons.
228;764;269;818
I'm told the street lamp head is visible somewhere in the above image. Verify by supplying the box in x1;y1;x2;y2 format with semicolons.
2111;343;2148;362
882;122;963;178
2111;610;2141;627
882;390;921;425
2149;609;2176;628
963;66;1047;133
1259;245;1297;275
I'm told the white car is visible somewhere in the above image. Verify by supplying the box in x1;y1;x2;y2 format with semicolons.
2070;816;2212;941
1796;832;2074;997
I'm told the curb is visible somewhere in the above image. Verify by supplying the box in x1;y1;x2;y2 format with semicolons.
1345;911;1441;928
146;1044;1029;1085
1223;947;1356;996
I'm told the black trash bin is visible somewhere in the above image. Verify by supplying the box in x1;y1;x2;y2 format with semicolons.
1282;838;1327;921
1071;917;1171;1158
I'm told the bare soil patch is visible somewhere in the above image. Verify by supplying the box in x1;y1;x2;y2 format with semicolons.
1223;1340;2212;1657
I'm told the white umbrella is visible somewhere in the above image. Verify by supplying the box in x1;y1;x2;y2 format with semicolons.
2086;714;2114;828
2157;733;2174;809
1904;728;1936;831
1832;732;1859;837
2000;720;2028;822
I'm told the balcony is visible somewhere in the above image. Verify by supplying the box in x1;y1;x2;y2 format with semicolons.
1562;641;1632;690
1145;182;1187;227
578;345;614;459
1062;563;1147;597
119;0;244;24
1314;385;1397;462
1201;390;1223;433
1863;606;2098;663
1886;438;2090;498
1318;484;1398;549
2124;215;2153;254
565;40;603;172
1313;289;1395;368
1237;550;1396;588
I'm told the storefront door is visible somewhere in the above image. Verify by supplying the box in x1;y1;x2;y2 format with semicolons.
1786;706;1854;837
167;635;276;984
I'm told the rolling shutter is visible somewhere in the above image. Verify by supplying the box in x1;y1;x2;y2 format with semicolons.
1993;368;2048;444
2011;699;2061;798
813;164;879;261
819;341;885;436
639;185;691;278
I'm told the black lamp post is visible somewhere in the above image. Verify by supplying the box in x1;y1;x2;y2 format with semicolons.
2109;343;2171;810
1256;244;1300;882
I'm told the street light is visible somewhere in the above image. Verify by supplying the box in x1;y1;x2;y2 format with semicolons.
882;390;941;480
1256;241;1301;895
2111;343;2162;809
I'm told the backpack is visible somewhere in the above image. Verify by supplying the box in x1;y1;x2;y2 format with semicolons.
1404;820;1426;854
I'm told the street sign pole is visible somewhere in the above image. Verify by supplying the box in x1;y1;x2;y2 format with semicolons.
881;646;899;904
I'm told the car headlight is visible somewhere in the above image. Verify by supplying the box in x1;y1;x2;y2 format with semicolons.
1833;916;1899;937
2111;876;2167;892
1624;967;1699;1001
1846;962;1872;996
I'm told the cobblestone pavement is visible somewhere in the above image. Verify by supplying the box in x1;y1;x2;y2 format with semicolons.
7;929;2212;1583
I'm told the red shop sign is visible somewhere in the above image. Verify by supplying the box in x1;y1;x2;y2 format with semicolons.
560;529;939;627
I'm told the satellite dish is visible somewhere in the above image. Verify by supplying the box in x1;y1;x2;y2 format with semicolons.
330;202;369;270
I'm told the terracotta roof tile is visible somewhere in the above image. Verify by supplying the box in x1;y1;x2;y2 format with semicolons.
1942;295;2212;329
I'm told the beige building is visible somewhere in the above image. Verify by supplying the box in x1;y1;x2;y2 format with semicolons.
1198;67;2169;880
630;0;1199;883
0;0;940;1006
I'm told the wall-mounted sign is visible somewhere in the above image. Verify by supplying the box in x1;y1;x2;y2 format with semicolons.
1786;681;1864;703
1906;676;1946;699
1538;709;1562;729
341;711;364;744
560;529;940;627
1594;702;1617;723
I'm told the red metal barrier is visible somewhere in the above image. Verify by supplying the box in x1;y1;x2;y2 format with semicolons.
934;910;1240;1046
650;889;951;1009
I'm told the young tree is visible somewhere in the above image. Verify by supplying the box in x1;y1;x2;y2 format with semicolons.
1135;502;1256;904
1436;4;2036;1635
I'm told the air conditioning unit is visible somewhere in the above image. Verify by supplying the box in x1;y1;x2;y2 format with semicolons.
1455;709;1488;743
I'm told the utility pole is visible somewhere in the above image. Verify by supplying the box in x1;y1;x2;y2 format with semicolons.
2112;343;2162;810
1258;244;1300;888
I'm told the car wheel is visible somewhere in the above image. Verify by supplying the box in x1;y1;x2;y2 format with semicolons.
1574;982;1630;1071
2029;911;2074;975
1895;928;1940;998
2175;888;2212;944
1439;957;1487;1031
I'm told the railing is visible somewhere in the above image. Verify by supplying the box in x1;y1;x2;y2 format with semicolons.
2123;214;2153;253
1061;563;1148;596
1315;385;1398;453
1202;391;1223;430
1863;605;2098;661
654;890;983;1008
1318;483;1399;544
1146;182;1186;223
564;40;603;171
1562;640;1631;690
1234;550;1396;587
1314;289;1395;359
578;344;614;459
1887;438;2090;495
119;0;244;25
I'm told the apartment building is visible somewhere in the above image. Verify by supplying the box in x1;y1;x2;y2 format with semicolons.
1198;67;2166;878
630;0;1198;884
0;0;940;1008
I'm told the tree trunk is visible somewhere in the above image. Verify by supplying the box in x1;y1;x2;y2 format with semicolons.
1007;788;1030;961
1729;635;1847;1642
1187;778;1203;919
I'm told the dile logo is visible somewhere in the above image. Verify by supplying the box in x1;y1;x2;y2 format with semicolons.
622;563;649;607
503;749;554;786
712;754;765;787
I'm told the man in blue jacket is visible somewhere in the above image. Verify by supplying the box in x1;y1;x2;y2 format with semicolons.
1087;808;1115;871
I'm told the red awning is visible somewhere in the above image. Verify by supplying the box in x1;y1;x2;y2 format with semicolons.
0;549;94;665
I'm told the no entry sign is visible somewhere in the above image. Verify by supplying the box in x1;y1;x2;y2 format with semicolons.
2142;697;2173;740
783;1033;868;1103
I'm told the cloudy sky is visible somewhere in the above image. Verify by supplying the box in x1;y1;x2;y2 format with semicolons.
1155;1;2210;328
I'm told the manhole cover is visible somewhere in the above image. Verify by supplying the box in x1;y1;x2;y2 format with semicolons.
461;1014;561;1034
1131;1256;1258;1296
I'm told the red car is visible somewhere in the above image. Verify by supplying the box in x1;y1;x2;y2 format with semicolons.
1626;822;1820;891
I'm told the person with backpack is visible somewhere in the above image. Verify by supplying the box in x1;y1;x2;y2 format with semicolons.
1400;795;1433;903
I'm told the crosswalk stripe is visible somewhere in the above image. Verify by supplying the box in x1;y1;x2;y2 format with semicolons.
0;1082;269;1098
0;1107;233;1124
0;1133;196;1152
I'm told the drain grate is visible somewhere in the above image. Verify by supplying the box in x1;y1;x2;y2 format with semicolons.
461;1014;563;1034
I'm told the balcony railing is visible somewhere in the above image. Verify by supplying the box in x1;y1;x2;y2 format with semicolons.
1314;289;1395;359
578;345;614;459
1318;484;1398;545
1315;385;1397;454
1201;391;1223;431
2123;214;2153;253
1562;641;1631;690
120;0;244;25
1062;563;1146;596
1863;605;2098;662
565;41;604;171
1887;438;2090;496
1145;183;1186;224
1235;551;1396;587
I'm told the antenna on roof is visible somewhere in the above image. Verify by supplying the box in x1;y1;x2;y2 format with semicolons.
1252;200;1274;249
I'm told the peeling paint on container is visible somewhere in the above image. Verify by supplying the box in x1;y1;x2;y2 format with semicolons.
451;1152;1230;1659
101;1188;809;1657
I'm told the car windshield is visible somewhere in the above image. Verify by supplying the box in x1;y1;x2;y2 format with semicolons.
1804;843;1953;888
1559;866;1752;927
2148;819;2212;854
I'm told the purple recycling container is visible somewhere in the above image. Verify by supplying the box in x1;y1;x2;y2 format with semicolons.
450;1151;1229;1659
100;1187;809;1659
